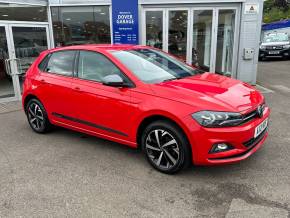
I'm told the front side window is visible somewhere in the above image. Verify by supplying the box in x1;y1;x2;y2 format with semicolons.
110;49;200;84
45;51;76;76
77;51;125;82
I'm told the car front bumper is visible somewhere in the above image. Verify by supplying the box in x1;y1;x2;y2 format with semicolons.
183;106;270;165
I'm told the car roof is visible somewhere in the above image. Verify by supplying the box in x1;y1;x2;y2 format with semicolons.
47;44;148;53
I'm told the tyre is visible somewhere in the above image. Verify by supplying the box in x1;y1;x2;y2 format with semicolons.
25;98;52;133
141;120;191;174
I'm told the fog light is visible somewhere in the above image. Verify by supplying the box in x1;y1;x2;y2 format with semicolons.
210;143;233;154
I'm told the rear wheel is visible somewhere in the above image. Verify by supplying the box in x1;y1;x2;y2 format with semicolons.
26;98;52;133
141;120;191;174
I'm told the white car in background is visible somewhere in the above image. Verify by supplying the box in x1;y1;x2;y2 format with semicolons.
259;32;290;60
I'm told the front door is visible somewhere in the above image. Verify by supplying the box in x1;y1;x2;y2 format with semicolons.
72;50;133;141
0;23;50;102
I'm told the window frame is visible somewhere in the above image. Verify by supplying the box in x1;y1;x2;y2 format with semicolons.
40;50;78;78
74;50;135;88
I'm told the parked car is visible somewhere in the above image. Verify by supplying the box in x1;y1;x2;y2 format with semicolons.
22;45;270;174
259;32;290;60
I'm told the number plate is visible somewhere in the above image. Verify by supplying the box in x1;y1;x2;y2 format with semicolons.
254;118;268;138
269;51;280;55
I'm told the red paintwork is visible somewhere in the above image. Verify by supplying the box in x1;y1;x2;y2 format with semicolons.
22;45;270;165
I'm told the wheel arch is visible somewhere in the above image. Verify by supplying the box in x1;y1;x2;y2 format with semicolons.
136;113;192;151
23;94;41;113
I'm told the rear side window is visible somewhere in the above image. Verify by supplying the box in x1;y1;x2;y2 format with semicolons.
44;50;76;76
77;51;126;82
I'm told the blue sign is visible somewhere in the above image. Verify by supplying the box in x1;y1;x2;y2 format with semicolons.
112;0;139;45
262;19;290;31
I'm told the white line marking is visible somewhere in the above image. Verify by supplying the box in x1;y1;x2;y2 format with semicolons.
271;85;290;93
255;84;274;94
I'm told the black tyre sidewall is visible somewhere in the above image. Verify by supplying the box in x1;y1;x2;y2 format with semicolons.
26;98;51;133
141;120;191;174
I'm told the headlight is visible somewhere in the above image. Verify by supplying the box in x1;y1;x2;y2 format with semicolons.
260;45;266;50
192;111;243;127
283;44;290;49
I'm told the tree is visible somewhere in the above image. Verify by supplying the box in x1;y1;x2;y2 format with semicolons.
274;0;289;10
263;0;290;22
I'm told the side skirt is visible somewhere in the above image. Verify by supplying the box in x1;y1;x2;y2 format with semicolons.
52;119;137;148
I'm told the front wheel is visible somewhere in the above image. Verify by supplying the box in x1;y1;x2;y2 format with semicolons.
25;98;52;133
141;120;191;174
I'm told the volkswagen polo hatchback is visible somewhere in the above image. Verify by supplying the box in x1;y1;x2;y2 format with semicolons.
22;45;270;174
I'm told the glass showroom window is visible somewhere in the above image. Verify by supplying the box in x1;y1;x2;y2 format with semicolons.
146;11;163;49
0;3;47;22
51;6;111;46
168;10;188;61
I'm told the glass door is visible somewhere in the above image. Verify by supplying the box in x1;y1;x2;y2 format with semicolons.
0;25;17;101
142;7;238;77
190;8;238;76
0;24;50;102
191;9;214;71
10;25;50;92
215;9;236;76
143;9;189;62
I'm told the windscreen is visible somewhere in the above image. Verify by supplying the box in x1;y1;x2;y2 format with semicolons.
263;33;289;43
110;49;201;84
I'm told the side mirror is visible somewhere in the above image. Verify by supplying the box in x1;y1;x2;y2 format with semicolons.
102;74;130;88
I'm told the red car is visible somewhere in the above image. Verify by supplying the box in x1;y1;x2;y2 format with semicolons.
22;45;270;174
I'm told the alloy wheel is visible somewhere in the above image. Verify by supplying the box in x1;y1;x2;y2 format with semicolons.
27;102;45;131
145;129;180;170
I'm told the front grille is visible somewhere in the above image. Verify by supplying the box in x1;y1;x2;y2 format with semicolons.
243;128;268;148
266;46;283;50
242;110;258;124
240;104;265;125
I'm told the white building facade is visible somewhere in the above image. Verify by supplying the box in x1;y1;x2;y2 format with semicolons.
0;0;264;102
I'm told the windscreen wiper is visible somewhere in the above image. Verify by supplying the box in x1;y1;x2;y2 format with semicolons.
163;77;182;82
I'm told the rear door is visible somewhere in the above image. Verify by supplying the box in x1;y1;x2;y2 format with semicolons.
71;50;134;141
36;50;76;123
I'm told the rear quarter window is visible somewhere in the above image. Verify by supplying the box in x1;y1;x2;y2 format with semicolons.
38;54;51;71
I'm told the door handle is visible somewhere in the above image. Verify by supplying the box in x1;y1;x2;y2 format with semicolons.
4;59;12;76
4;58;23;75
74;86;86;93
